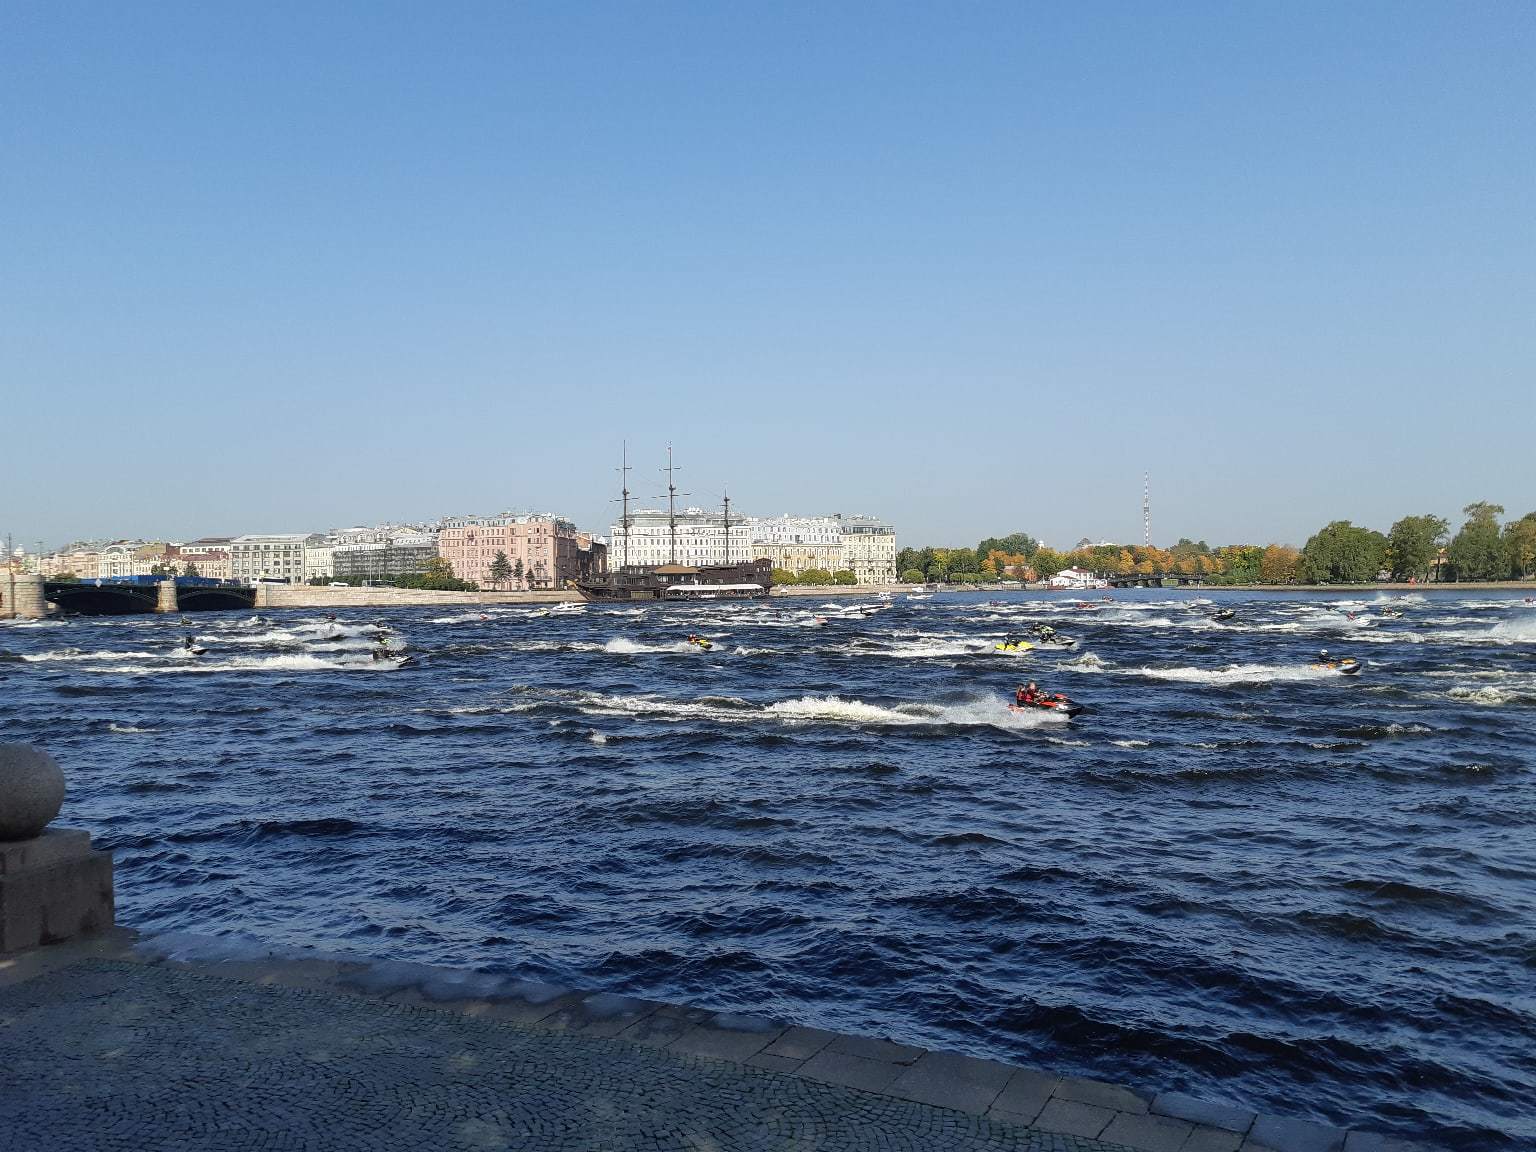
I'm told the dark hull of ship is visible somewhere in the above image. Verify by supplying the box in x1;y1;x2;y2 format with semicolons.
574;562;774;603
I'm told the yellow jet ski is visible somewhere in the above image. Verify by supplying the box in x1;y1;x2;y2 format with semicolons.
995;640;1034;654
687;635;714;651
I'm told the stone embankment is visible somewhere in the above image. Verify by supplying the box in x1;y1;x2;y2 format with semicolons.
0;743;1436;1152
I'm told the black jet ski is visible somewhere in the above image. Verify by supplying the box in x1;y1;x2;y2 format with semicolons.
1210;608;1236;622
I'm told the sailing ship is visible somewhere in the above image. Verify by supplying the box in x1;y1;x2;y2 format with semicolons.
574;445;775;602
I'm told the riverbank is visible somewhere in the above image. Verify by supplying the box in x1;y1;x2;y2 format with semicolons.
0;928;1430;1151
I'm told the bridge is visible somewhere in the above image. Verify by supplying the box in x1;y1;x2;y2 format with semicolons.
3;575;256;619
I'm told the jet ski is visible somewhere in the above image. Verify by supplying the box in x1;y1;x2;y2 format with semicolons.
1009;695;1084;718
1026;624;1077;649
1312;656;1362;676
1376;609;1404;619
1209;608;1236;622
686;636;714;651
995;640;1034;654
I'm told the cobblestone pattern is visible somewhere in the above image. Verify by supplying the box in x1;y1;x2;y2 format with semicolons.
0;960;1127;1152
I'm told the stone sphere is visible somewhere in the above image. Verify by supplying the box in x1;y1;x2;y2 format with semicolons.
0;744;66;840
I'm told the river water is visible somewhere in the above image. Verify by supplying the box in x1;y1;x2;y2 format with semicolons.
2;589;1532;1147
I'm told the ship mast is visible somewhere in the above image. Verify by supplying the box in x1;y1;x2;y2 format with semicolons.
662;444;682;566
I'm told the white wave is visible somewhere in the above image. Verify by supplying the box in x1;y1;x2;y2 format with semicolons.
604;637;701;655
1133;662;1348;685
23;649;158;662
428;612;498;624
1061;652;1106;673
589;731;609;745
1447;685;1520;706
569;691;1066;731
82;653;407;675
108;723;155;734
1112;739;1151;748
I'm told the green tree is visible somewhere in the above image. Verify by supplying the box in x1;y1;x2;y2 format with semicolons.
900;567;925;584
797;568;834;585
181;562;200;578
513;559;524;588
1299;521;1387;583
1032;548;1069;580
488;550;513;588
1447;502;1506;581
831;569;857;585
1386;514;1449;582
1503;512;1536;579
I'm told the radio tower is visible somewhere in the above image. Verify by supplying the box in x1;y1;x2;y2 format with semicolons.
1143;473;1151;547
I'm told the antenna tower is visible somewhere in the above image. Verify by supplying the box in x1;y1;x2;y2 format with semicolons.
1143;473;1150;547
721;490;732;566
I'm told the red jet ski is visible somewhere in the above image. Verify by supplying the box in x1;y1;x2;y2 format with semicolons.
1009;693;1085;718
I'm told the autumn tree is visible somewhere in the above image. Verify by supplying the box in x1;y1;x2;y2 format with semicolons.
1259;544;1299;584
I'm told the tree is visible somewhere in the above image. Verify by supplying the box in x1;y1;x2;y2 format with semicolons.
900;568;925;584
513;559;524;589
796;568;834;585
770;568;796;586
831;569;857;585
181;562;200;579
1032;548;1069;580
1503;512;1536;579
1299;521;1387;583
1259;544;1299;585
1447;502;1505;581
1386;514;1449;582
488;551;513;589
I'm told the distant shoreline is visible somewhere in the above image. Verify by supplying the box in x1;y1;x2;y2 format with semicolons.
232;579;1535;611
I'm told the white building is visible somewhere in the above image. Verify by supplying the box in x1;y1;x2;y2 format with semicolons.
96;542;141;580
834;514;898;585
230;534;321;584
608;508;753;569
749;516;846;576
1048;566;1105;589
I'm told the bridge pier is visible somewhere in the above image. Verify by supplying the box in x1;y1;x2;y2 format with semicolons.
2;574;46;620
155;580;178;614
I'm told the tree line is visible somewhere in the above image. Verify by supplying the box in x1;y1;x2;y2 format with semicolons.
894;503;1536;586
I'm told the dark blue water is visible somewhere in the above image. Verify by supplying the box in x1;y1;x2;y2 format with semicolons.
2;589;1533;1147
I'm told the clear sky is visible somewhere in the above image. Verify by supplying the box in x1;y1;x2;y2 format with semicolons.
3;2;1532;551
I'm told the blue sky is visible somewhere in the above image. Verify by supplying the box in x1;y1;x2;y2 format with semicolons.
3;2;1532;550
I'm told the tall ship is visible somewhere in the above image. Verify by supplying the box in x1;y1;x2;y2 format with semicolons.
575;445;775;602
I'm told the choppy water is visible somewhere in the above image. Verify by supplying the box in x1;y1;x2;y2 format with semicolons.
2;589;1533;1148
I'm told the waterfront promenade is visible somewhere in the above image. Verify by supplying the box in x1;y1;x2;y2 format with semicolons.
0;929;1426;1152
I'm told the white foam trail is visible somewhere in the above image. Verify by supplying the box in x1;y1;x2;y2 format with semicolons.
1112;739;1151;748
568;691;1066;730
1133;662;1348;685
604;637;701;654
108;723;156;734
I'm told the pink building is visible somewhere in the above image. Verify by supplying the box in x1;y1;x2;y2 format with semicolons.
439;516;605;590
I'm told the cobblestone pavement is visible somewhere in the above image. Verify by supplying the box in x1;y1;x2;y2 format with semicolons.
0;960;1128;1152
